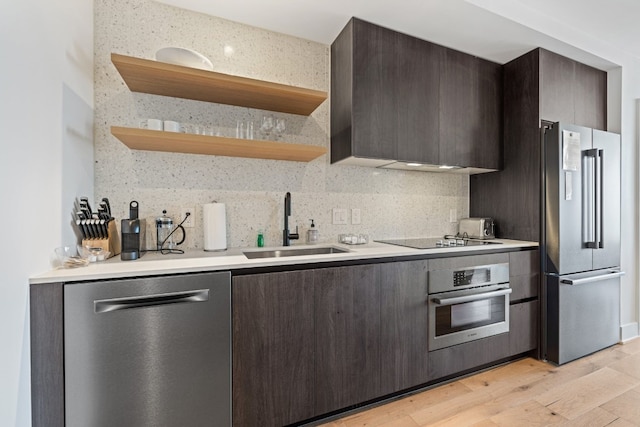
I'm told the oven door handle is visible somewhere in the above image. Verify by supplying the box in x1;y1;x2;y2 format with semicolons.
431;288;512;306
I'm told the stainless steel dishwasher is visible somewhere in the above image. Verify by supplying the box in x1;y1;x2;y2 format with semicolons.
64;271;231;427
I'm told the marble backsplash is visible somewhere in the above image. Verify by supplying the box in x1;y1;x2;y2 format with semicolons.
94;0;469;250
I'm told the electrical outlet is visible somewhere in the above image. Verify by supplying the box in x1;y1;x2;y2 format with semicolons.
351;208;361;225
332;208;348;225
449;208;457;223
180;207;195;228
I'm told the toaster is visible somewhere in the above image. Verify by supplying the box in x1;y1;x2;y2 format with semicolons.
458;218;495;239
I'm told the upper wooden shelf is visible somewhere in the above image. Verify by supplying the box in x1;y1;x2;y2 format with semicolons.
111;53;328;116
111;126;327;162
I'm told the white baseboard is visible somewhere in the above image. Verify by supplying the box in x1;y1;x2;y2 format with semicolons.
620;322;639;343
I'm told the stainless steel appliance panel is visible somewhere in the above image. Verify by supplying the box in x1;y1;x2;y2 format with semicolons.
545;269;622;365
592;129;621;270
428;262;511;351
542;122;622;364
458;218;495;239
545;123;593;275
429;285;511;350
64;272;231;427
429;263;509;293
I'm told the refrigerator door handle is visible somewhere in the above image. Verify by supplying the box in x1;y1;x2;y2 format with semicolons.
597;149;604;248
584;149;598;248
560;270;625;286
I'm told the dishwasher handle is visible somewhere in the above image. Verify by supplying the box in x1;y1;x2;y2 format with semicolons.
431;288;512;306
560;270;625;286
94;289;209;313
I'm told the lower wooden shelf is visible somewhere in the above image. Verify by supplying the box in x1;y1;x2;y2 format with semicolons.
110;126;327;162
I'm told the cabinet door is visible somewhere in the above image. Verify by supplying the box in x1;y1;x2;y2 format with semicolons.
509;300;539;356
379;260;430;394
440;50;502;169
232;271;315;427
31;282;65;427
315;264;381;414
574;61;606;130
428;333;509;380
474;58;503;169
540;49;576;123
396;35;441;164
540;49;607;129
439;48;475;167
352;19;398;160
509;250;540;301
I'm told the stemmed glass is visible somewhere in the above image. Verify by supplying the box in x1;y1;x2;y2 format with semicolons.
275;118;286;140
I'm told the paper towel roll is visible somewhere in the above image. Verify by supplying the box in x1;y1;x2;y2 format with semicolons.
203;203;227;251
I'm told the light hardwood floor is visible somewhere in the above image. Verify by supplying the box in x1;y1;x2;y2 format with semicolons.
321;338;640;426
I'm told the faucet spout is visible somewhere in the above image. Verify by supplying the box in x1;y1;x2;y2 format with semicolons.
283;192;299;246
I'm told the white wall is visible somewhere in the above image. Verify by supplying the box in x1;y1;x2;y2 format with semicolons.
0;0;94;425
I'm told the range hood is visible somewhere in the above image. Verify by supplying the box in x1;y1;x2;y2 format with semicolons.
332;156;498;174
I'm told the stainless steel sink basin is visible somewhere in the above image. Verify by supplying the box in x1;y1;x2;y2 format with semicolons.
243;246;349;259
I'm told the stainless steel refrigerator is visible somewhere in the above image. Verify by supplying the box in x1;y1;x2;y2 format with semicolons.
543;122;624;365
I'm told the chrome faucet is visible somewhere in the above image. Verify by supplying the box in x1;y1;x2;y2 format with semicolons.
283;192;299;246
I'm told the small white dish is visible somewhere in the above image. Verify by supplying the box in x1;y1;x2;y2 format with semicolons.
155;47;213;71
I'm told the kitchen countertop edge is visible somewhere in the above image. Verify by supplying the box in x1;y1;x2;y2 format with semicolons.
30;239;538;284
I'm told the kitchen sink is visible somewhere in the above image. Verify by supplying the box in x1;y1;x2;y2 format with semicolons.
243;246;349;259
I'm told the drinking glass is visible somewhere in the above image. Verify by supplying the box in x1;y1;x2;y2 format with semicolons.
260;115;274;138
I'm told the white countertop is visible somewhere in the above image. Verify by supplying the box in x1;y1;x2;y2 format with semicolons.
29;239;538;284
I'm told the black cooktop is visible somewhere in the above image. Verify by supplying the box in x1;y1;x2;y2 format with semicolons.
375;237;501;249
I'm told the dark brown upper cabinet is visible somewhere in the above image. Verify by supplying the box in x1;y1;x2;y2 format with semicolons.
331;18;503;172
470;48;607;242
439;49;503;169
540;49;607;128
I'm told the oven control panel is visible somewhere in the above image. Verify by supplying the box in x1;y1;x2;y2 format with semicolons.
429;262;509;294
453;268;490;287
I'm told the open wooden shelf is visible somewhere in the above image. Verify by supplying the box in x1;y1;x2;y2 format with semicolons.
111;126;327;162
111;53;328;116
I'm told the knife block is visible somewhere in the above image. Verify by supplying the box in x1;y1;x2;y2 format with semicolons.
81;221;121;259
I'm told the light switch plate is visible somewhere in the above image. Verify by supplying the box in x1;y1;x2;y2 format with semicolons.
332;208;348;225
351;208;361;225
449;208;457;223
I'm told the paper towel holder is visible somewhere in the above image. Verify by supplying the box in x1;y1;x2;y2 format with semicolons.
203;201;228;252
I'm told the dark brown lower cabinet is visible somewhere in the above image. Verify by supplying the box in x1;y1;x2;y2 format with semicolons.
233;261;431;424
232;250;539;425
232;270;315;427
30;283;65;427
314;264;381;414
509;300;539;356
428;332;510;380
379;261;430;394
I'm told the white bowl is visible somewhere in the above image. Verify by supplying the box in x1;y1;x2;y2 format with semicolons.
155;47;213;71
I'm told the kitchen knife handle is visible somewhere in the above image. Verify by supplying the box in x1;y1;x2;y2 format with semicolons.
102;197;111;216
560;270;625;285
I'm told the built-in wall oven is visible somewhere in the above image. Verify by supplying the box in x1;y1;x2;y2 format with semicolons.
428;263;511;351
